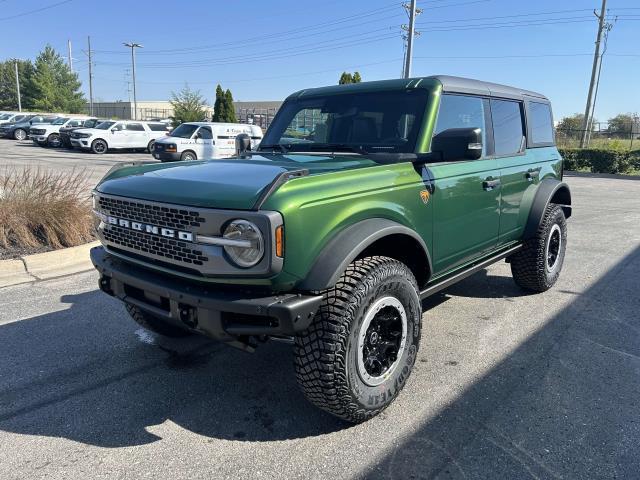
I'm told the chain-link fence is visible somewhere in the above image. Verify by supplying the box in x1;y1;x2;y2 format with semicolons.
556;122;640;149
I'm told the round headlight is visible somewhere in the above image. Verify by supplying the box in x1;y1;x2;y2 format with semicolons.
223;220;264;268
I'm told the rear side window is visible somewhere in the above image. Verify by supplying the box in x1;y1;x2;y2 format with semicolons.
197;126;213;139
126;123;145;131
148;123;169;131
434;94;487;156
529;102;554;145
491;99;525;156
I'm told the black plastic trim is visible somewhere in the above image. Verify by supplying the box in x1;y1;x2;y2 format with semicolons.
251;168;309;211
523;179;572;239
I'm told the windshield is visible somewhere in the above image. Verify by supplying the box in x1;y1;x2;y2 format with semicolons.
0;114;11;120
95;121;116;130
260;90;428;154
52;117;69;125
170;123;199;139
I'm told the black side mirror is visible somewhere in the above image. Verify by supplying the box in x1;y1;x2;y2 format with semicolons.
235;133;251;157
431;127;482;161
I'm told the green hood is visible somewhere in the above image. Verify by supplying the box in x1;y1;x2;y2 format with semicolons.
96;154;377;210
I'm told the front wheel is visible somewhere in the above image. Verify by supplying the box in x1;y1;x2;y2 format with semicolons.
147;140;155;153
180;151;196;161
91;139;108;154
47;133;61;148
14;128;27;141
294;256;422;423
510;203;567;292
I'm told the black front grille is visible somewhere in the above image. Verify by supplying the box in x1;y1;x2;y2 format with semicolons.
103;225;209;266
98;196;205;230
30;128;45;135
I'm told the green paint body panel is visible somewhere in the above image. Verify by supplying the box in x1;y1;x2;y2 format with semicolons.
94;77;565;292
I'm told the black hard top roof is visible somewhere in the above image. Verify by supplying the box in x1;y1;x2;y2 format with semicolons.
434;75;548;101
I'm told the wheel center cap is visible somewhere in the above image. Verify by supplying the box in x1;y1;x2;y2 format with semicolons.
369;331;379;345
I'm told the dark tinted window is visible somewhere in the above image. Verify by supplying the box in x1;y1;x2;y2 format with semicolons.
148;122;169;131
434;94;486;156
491;99;524;156
197;126;213;139
529;102;554;145
126;123;145;131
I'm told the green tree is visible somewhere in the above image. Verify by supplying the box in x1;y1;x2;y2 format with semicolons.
169;85;207;128
0;59;36;110
338;71;362;84
352;71;362;83
29;45;85;113
224;89;236;123
556;113;593;138
607;113;640;137
212;84;225;122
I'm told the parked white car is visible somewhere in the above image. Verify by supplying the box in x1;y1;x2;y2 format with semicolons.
152;122;263;162
29;116;90;147
69;120;170;154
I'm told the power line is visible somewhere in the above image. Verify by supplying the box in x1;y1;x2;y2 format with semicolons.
0;0;73;21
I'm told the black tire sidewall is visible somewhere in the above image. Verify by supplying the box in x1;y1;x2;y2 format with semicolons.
181;151;196;161
92;139;107;154
14;128;26;140
542;207;567;285
47;133;60;148
345;267;421;413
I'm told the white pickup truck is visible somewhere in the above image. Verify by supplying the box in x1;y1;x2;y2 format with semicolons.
70;120;170;154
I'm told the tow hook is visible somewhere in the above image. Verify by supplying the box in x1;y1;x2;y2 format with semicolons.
98;276;113;296
178;304;197;328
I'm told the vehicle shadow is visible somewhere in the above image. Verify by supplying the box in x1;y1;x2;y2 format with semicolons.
365;245;640;479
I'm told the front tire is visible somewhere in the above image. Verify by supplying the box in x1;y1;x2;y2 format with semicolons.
510;204;567;292
294;256;422;423
14;128;26;141
125;304;191;338
147;140;155;153
91;139;108;154
47;133;61;148
180;151;196;161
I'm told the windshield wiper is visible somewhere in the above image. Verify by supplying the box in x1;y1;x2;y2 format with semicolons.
308;143;369;155
258;143;289;154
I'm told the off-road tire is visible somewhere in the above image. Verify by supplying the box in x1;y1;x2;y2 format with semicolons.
294;256;422;423
510;203;567;292
125;303;192;337
91;139;108;154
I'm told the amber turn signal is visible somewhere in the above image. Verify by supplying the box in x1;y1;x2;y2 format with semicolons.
275;225;284;257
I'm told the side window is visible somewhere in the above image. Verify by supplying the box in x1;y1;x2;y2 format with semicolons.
148;123;169;132
529;102;554;145
491;99;525;156
68;120;83;127
112;123;123;131
198;127;213;139
126;123;145;131
434;94;487;156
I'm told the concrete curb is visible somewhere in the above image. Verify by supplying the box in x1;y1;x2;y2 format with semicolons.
0;241;100;288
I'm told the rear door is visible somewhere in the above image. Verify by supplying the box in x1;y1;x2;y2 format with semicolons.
490;98;532;244
429;94;501;275
125;122;147;148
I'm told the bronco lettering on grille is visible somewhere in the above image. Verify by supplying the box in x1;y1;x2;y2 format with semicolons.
102;214;193;242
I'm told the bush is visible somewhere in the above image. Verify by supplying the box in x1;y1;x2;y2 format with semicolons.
558;148;637;174
0;168;94;250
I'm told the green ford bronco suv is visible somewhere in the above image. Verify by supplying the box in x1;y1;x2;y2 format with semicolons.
91;76;571;423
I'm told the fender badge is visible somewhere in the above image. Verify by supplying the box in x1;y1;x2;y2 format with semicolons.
420;189;430;204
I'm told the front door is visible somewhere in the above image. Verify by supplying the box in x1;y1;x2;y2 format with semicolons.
195;126;214;159
109;123;127;148
429;94;501;275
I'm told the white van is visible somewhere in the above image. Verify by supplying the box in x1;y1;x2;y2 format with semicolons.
152;122;263;162
69;120;170;154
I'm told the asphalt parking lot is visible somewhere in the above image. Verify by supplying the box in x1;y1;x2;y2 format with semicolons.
0;174;639;479
0;139;159;186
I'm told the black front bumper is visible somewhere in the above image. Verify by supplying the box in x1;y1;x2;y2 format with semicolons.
153;151;181;162
91;246;322;344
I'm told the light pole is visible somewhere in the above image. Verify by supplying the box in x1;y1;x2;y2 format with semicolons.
124;42;143;120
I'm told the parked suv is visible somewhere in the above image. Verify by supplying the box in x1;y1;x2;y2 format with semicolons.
153;122;263;161
91;76;571;423
29;116;90;147
59;117;103;148
0;112;30;126
70;120;170;154
0;115;58;140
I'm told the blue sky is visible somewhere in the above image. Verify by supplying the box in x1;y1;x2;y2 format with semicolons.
1;0;638;121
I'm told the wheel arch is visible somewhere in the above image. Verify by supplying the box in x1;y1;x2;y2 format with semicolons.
181;149;197;160
92;137;109;149
298;218;432;291
523;179;572;240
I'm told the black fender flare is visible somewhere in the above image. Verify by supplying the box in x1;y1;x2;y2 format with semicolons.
523;178;572;239
298;218;432;291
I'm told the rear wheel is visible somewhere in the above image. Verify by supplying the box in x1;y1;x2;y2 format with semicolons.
13;128;26;141
294;256;422;423
47;133;61;148
125;304;192;338
91;139;108;154
510;204;567;292
147;140;155;153
180;151;197;161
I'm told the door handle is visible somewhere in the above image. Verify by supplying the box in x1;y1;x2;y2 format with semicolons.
526;169;540;181
482;178;501;191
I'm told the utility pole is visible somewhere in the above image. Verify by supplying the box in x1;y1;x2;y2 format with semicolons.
403;0;417;78
14;61;21;112
67;39;73;72
87;36;94;116
124;42;143;120
580;0;607;147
